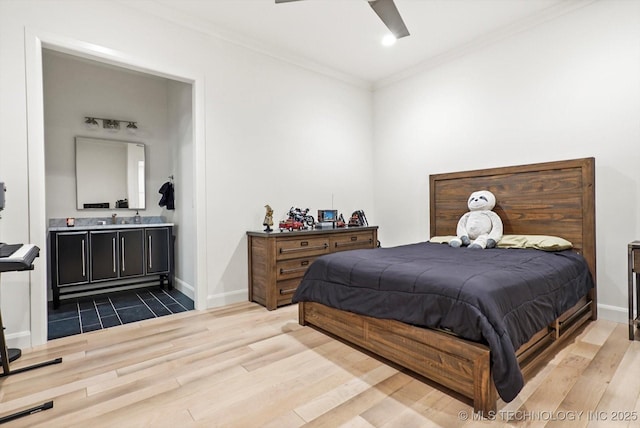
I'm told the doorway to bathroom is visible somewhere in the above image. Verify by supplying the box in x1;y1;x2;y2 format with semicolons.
41;48;197;340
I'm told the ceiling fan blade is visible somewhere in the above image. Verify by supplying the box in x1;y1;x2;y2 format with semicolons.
368;0;410;39
275;0;303;3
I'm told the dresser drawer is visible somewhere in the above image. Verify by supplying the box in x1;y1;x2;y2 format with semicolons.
277;278;302;306
276;257;318;281
330;231;375;252
276;237;330;261
634;249;640;273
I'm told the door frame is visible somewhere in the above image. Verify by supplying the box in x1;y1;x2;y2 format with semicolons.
24;28;208;345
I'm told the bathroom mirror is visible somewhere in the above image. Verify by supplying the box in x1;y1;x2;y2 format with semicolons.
75;137;146;210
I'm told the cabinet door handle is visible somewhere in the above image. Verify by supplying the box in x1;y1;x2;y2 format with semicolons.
121;237;125;271
148;235;153;269
112;237;117;273
81;239;86;277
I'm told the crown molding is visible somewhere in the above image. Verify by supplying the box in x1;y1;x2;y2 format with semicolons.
117;0;597;93
118;0;373;91
373;0;598;91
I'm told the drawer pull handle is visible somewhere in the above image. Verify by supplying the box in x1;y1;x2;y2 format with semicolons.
300;241;308;247
335;238;373;248
279;244;328;254
280;266;308;275
280;288;297;295
351;236;358;241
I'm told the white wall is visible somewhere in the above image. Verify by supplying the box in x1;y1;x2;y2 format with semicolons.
372;0;640;321
203;47;374;306
43;50;170;219
0;0;373;346
166;80;196;296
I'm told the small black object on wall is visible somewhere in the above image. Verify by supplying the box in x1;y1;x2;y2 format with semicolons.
158;180;174;210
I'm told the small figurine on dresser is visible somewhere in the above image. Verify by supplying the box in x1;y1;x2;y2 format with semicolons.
263;204;274;232
348;210;368;227
279;207;315;231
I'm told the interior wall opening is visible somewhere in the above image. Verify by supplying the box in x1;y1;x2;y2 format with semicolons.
42;48;196;340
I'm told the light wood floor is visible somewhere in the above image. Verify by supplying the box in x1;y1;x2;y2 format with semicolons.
1;302;639;427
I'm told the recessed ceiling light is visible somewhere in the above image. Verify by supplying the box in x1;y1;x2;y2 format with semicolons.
382;34;397;46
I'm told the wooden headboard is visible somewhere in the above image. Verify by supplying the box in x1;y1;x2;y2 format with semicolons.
429;158;596;285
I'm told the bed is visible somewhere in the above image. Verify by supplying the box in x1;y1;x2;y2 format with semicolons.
292;157;596;415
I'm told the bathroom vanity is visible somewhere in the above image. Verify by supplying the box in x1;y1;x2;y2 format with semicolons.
49;222;174;308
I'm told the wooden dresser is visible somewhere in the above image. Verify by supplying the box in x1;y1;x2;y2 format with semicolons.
247;226;378;310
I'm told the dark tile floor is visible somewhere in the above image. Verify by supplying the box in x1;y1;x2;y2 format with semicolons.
48;287;194;340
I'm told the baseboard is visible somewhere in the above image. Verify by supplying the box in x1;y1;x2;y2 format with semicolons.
207;289;247;308
173;277;194;300
597;303;627;324
6;330;32;350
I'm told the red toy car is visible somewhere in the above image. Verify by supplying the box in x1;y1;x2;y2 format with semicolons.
279;218;305;231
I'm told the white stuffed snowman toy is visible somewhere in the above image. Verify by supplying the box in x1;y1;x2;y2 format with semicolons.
449;190;503;249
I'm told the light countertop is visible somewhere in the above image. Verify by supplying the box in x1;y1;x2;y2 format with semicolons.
48;222;174;232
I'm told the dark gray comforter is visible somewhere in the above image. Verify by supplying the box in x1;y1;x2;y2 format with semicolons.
292;242;594;402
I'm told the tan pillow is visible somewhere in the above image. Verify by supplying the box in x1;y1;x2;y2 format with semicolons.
429;236;457;244
430;235;572;251
497;235;573;251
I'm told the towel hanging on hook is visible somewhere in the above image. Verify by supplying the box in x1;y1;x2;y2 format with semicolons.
159;178;175;210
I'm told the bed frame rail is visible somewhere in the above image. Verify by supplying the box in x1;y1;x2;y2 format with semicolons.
300;296;592;414
299;301;497;415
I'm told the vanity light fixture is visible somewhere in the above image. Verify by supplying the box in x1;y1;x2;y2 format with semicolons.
126;122;138;134
103;119;119;131
84;117;99;130
84;117;138;134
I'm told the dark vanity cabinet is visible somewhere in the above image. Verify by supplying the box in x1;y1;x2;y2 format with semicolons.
89;229;145;281
50;225;173;308
89;231;118;281
119;229;145;278
55;231;89;286
146;228;171;274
